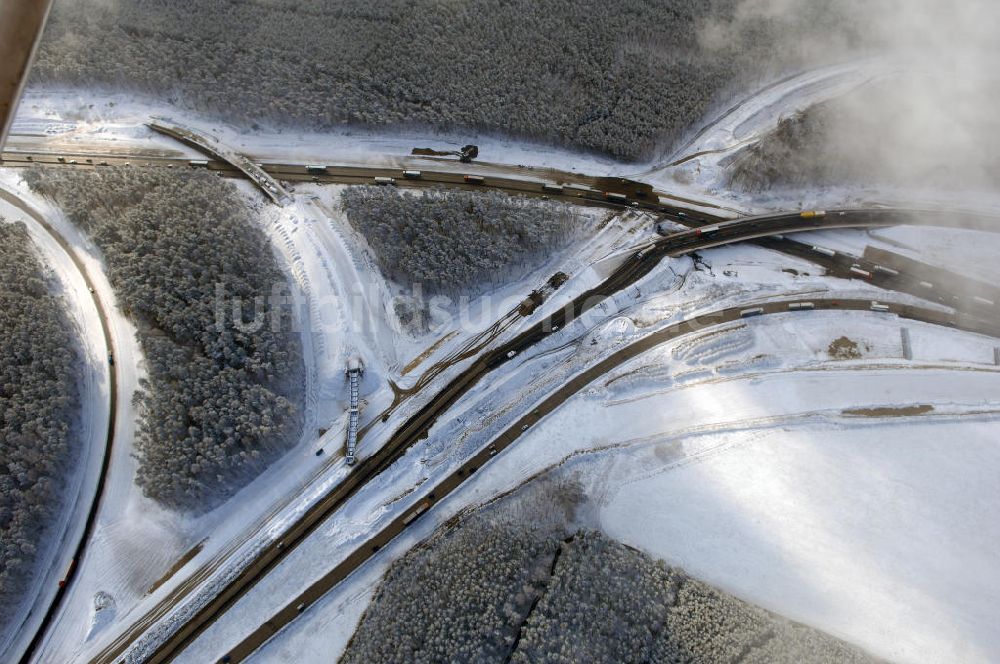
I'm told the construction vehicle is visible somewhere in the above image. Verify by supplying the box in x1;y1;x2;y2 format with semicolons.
411;144;478;162
458;144;479;162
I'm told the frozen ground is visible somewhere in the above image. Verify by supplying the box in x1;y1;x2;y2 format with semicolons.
13;142;996;662
0;168;364;663
110;187;635;664
643;59;895;191
6;89;749;223
0;172;182;663
10;88;629;177
636;60;1000;217
14;73;1000;223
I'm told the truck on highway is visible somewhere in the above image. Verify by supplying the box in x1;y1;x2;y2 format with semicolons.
402;499;432;526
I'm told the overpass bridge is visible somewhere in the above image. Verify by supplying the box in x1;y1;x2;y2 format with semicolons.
148;118;292;205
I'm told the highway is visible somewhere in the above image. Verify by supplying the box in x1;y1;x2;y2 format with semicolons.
217;296;1000;663
0;146;714;222
0;188;119;664
0;147;721;663
3;146;996;241
117;208;998;664
146;120;292;205
5;146;997;662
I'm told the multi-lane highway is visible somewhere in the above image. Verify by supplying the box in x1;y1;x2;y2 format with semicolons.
217;296;1000;663
4;146;997;663
116;208;998;664
0;146;711;221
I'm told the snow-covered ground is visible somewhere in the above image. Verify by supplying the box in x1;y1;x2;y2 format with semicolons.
645;59;896;188
16;66;1000;224
0;168;359;663
105;185;637;664
10;88;627;177
7;69;1000;663
5;120;635;663
0;186;110;662
235;267;1000;664
0;172;176;663
154;229;999;663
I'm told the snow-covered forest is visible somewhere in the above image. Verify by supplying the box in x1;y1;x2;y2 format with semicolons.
340;186;579;297
30;0;859;160
0;222;80;631
343;518;558;663
24;168;303;513
343;513;874;663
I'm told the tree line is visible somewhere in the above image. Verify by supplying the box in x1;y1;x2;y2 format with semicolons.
340;186;579;298
342;503;876;662
29;0;864;161
25;167;303;513
0;222;80;631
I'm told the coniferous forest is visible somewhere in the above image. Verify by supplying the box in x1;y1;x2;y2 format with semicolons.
31;0;861;161
344;517;876;664
0;222;80;630
340;186;579;297
25;167;303;513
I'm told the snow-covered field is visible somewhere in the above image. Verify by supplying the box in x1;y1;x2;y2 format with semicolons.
241;303;1000;664
3;118;634;664
153;231;999;663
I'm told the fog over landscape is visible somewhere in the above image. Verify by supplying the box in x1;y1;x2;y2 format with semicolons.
714;0;1000;190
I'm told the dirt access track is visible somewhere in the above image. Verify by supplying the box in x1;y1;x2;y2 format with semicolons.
0;0;53;147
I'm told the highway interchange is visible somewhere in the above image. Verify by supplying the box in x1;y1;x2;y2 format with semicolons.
2;144;998;664
217;296;1000;664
